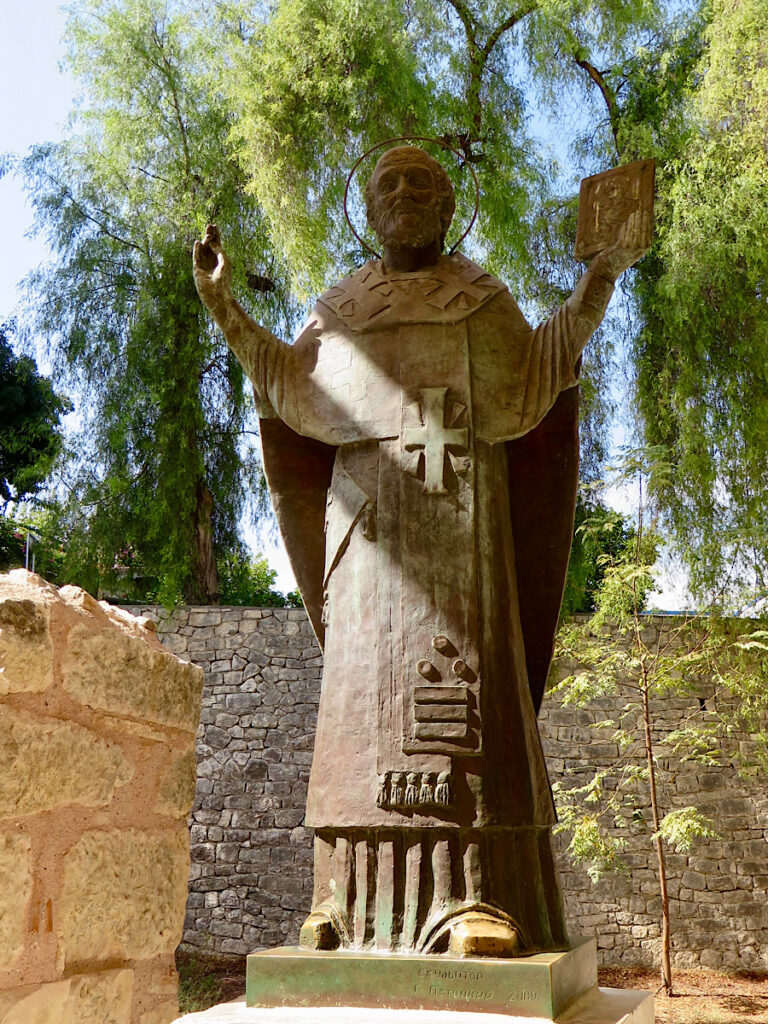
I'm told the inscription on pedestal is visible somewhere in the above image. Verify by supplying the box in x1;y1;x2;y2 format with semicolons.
246;936;598;1019
414;963;495;1005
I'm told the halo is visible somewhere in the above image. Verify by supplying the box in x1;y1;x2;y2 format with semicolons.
343;135;481;259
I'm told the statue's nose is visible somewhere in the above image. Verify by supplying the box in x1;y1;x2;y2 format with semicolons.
393;175;416;200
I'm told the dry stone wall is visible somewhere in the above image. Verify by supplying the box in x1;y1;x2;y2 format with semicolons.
0;571;203;1024
128;604;768;971
122;605;321;956
544;616;768;972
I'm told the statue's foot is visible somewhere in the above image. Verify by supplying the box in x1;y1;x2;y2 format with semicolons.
448;910;522;958
299;909;341;951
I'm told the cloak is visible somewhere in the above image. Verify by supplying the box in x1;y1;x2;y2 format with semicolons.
236;249;613;954
259;261;579;720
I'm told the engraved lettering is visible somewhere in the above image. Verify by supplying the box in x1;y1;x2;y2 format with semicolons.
428;985;495;1002
417;967;484;981
505;989;537;1005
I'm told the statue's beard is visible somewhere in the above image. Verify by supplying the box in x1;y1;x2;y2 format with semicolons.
371;202;442;250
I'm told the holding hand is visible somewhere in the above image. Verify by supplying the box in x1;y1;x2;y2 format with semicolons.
592;205;653;282
193;224;232;312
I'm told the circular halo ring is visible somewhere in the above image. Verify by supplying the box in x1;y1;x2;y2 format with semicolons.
343;135;481;259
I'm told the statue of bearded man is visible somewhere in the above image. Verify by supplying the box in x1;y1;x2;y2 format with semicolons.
193;146;648;959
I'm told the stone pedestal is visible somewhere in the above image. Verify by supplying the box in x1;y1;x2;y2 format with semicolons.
246;938;596;1018
172;987;653;1024
171;935;653;1024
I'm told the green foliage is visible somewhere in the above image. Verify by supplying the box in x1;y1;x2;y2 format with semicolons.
176;952;226;1015
0;502;68;579
217;549;291;607
552;448;768;989
632;0;768;598
19;0;767;608
219;0;680;479
0;514;26;572
221;0;668;291
22;0;281;604
552;771;632;883
562;494;637;615
655;806;718;853
0;322;69;502
20;0;691;603
223;0;432;297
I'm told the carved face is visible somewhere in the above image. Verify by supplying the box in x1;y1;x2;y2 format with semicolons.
365;148;454;250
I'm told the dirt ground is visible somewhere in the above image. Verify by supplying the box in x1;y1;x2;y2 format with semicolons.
600;966;768;1024
176;951;768;1022
176;951;247;1015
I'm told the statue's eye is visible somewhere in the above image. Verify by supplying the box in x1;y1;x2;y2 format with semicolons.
407;170;431;190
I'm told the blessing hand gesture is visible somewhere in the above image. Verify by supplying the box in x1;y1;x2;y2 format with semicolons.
193;224;232;311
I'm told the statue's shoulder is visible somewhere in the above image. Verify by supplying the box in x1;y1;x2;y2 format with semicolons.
316;262;376;317
316;254;509;331
445;252;508;294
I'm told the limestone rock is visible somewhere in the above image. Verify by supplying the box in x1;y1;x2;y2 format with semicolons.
0;832;32;962
156;749;198;819
139;1002;180;1024
0;968;133;1024
61;616;203;731
0;707;133;819
59;828;189;965
148;959;181;999
0;571;56;695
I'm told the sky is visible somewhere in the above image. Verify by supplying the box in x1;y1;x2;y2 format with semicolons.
1;0;689;607
0;0;301;591
1;1;74;333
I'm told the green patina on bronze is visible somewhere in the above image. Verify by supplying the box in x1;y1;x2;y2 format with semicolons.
196;147;652;958
246;936;596;1018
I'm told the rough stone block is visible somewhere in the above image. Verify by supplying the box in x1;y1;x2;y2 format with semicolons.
0;571;56;694
190;611;222;627
140;1002;180;1024
0;707;133;819
156;750;198;819
163;633;190;655
680;870;706;891
0;968;133;1024
0;832;32;962
59;828;189;965
62;620;203;731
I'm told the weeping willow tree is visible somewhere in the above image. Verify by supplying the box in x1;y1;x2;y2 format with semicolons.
217;0;696;498
633;0;768;601
23;0;764;604
23;0;291;603
216;0;720;601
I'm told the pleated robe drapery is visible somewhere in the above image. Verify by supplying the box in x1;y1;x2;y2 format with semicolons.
233;253;615;952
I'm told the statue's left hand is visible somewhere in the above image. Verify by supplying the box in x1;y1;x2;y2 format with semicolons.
593;207;652;281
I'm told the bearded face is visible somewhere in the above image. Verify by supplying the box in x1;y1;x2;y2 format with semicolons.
367;154;445;250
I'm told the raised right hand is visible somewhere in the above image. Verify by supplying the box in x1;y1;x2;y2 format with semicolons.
193;224;232;311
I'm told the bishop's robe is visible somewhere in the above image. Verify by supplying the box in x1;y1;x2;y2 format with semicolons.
229;252;614;954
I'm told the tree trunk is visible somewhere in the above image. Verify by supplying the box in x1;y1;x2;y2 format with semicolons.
186;480;219;604
632;474;673;994
642;677;673;995
170;288;220;607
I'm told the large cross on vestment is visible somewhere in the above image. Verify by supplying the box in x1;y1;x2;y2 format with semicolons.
402;387;469;495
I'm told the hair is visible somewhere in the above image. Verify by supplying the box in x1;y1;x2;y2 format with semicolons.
364;147;456;249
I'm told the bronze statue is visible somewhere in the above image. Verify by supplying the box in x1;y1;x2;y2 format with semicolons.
193;146;650;959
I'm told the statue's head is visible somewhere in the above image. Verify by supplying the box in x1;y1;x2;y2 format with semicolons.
364;147;456;252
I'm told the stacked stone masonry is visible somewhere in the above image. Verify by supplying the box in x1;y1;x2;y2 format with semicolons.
0;571;204;1024
124;604;768;971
